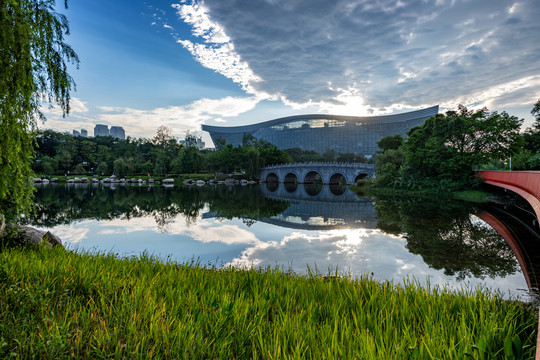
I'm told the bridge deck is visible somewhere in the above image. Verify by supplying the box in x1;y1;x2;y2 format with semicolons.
480;171;540;221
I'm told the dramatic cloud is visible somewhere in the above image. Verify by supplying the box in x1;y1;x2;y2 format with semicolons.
172;2;267;98
175;0;540;116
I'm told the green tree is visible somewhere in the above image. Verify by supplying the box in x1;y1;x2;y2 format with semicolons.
377;135;404;152
404;106;523;190
95;162;108;176
524;99;540;153
0;0;78;222
531;99;540;129
374;148;405;188
113;158;128;177
153;125;173;146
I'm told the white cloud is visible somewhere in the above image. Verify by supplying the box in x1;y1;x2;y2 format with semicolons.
96;212;262;246
172;2;266;97
40;224;90;244
39;95;260;139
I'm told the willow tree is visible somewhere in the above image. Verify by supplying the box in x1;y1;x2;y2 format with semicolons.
0;0;78;224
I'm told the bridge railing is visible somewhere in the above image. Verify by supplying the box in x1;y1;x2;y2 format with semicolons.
261;162;374;169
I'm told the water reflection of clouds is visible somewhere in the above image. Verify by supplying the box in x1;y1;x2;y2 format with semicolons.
41;224;90;244
228;227;528;298
97;215;261;246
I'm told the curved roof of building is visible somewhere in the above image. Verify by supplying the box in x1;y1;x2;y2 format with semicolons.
202;105;439;134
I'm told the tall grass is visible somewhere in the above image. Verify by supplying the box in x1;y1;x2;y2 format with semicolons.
0;247;537;359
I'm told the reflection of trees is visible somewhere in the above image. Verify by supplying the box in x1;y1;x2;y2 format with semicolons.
207;186;290;226
26;185;289;231
373;195;519;280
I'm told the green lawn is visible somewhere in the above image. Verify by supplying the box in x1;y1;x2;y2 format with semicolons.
0;247;537;359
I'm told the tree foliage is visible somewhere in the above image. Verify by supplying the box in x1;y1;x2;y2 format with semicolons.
375;106;524;190
377;134;403;152
0;0;78;220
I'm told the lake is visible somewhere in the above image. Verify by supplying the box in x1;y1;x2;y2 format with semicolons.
27;182;538;301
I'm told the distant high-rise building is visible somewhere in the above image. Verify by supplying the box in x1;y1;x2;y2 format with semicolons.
109;126;125;140
94;124;109;137
81;129;88;137
73;130;81;137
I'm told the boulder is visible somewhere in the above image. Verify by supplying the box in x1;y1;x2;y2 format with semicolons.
41;178;50;184
196;180;205;186
15;226;63;248
50;178;58;182
183;179;194;185
162;178;175;184
33;178;42;183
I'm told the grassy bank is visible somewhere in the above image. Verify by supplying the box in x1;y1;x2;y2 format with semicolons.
0;247;537;359
351;183;499;204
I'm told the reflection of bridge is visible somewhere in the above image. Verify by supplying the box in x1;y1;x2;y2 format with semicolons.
259;185;377;230
478;205;540;294
480;170;540;222
259;162;375;185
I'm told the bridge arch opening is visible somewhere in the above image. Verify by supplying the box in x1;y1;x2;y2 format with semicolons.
303;171;323;196
329;173;347;185
284;173;298;184
266;172;279;183
304;171;322;185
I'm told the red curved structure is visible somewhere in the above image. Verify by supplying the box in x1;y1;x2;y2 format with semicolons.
479;171;540;221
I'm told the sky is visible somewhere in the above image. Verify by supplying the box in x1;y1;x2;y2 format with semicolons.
42;0;540;146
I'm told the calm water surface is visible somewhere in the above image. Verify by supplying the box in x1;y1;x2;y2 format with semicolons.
28;183;535;300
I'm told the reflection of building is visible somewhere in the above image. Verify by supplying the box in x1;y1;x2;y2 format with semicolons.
202;106;438;156
94;124;126;139
94;124;109;137
110;126;126;140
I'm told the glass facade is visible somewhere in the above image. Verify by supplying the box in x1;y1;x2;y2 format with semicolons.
202;106;438;156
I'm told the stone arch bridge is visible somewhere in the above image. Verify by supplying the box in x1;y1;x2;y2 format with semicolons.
258;162;375;185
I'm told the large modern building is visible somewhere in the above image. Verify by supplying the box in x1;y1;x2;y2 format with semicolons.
202;106;438;156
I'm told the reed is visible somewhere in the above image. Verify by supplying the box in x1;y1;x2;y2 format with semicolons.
0;247;537;359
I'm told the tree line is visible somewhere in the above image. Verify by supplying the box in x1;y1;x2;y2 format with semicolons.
32;128;376;178
374;102;540;191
